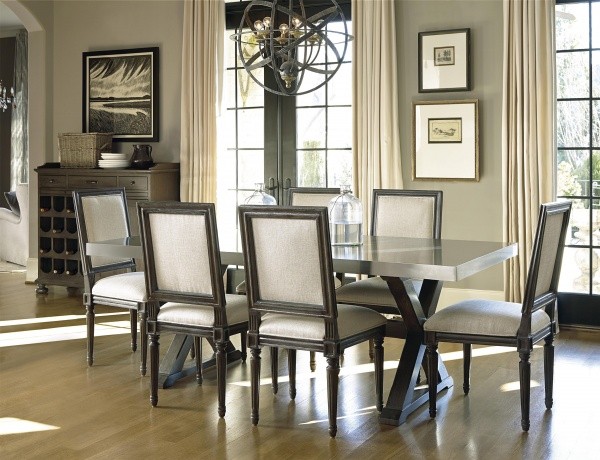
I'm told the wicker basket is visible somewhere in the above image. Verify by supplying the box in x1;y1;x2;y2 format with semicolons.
58;133;113;168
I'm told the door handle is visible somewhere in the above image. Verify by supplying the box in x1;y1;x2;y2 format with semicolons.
264;177;278;191
283;178;292;190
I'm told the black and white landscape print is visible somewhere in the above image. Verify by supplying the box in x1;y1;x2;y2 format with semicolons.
83;48;159;141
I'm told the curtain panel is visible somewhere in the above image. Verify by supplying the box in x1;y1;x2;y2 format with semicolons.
180;0;224;203
502;0;555;302
352;0;403;231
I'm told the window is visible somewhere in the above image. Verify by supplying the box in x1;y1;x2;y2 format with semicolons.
218;0;352;251
555;0;600;326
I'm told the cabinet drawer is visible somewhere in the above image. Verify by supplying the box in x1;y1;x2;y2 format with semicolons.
119;176;148;192
39;175;67;188
68;176;117;188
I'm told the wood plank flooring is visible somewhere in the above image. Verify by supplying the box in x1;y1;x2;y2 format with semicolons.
1;272;599;459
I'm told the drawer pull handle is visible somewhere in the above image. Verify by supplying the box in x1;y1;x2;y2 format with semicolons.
130;181;135;185
87;180;98;184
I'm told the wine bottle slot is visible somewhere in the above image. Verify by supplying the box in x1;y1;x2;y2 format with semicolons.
53;196;65;212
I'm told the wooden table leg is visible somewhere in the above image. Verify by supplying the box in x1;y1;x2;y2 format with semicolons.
158;335;242;389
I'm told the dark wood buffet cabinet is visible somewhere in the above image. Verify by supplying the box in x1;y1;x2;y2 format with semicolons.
35;163;180;294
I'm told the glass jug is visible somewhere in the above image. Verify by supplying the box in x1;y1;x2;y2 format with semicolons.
130;144;154;169
244;183;277;205
328;185;363;246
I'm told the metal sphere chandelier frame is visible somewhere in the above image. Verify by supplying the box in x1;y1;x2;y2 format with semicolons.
230;0;352;96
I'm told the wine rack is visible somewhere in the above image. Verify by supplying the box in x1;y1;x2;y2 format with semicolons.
35;163;180;294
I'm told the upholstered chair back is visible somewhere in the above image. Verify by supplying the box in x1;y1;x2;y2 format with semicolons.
289;187;341;207
74;188;134;271
520;201;572;322
371;190;443;239
138;202;225;308
239;205;336;319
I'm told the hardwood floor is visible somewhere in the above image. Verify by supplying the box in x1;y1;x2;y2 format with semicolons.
1;272;599;459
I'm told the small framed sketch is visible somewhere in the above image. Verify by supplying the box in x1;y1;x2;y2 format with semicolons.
418;29;470;92
83;47;159;142
413;100;479;181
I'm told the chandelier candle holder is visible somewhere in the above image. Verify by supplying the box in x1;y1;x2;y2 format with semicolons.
0;81;15;112
230;0;352;96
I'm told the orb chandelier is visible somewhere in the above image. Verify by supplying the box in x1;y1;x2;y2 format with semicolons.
230;0;352;96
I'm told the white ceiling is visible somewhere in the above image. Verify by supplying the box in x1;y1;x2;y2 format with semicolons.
0;2;23;30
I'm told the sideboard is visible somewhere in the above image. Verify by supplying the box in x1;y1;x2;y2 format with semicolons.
34;163;180;294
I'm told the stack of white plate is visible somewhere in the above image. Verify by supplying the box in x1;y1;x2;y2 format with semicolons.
98;153;130;169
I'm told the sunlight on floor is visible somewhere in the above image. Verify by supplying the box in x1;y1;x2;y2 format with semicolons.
299;406;377;425
0;312;126;327
499;380;540;392
0;417;59;435
0;320;131;347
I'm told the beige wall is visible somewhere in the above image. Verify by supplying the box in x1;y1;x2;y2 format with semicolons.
12;0;505;291
396;0;504;290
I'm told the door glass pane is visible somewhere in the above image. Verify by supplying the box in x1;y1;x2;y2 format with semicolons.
224;109;236;149
329;63;352;106
557;52;589;98
558;150;588;196
557;101;590;147
218;149;236;190
216;189;237;251
593;101;600;147
559;247;590;293
327;150;353;187
326;21;352;62
328;107;352;148
297;107;326;148
571;200;591;245
297;150;326;187
296;72;326;107
592;1;600;48
238;150;265;189
238;108;264;148
556;3;589;50
237;68;264;108
593;51;600;98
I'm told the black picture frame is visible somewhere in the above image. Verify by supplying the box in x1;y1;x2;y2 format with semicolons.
418;29;470;93
82;47;159;142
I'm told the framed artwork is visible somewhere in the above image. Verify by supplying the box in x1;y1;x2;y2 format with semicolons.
82;47;159;142
418;29;470;92
413;99;479;181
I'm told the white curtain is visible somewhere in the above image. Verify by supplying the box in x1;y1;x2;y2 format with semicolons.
352;0;403;231
180;0;224;203
502;0;555;302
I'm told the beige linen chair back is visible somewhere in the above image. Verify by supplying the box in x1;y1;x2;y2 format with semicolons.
239;205;337;321
138;202;226;310
73;188;135;273
519;201;572;334
371;189;442;238
288;187;341;207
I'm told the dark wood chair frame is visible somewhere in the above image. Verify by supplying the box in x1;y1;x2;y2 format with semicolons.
73;188;148;375
239;205;386;437
425;201;572;431
138;201;248;418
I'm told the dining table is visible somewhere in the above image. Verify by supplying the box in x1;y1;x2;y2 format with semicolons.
86;234;517;426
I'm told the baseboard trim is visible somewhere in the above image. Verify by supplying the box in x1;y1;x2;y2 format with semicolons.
437;288;505;309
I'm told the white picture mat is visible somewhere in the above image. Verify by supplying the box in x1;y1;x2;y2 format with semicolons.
414;101;478;180
421;31;468;90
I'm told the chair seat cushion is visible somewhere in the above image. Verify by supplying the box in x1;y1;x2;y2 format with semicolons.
158;294;248;327
423;299;551;337
92;272;148;302
335;276;422;307
259;304;387;341
235;277;342;295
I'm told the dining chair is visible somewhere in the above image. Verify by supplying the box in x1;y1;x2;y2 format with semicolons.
424;201;572;431
335;189;443;362
138;201;248;417
239;205;386;437
73;188;148;375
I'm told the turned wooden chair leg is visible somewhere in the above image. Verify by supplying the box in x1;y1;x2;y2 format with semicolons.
251;347;261;426
139;310;147;376
86;302;95;366
368;338;374;359
373;337;384;412
427;342;438;418
130;310;138;352
270;347;279;394
150;333;160;407
194;336;203;384
288;349;297;399
519;350;531;432
544;335;554;410
241;331;247;362
463;343;472;394
309;351;316;372
326;356;340;438
216;340;227;417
